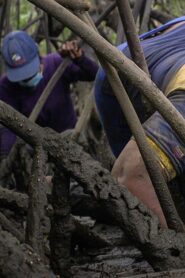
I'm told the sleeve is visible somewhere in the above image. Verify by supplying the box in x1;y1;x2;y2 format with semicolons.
0;83;17;159
0;124;16;159
64;54;99;83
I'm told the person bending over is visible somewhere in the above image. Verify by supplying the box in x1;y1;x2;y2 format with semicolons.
94;16;185;227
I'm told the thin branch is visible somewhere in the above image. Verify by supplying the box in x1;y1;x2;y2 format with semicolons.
27;0;185;148
43;12;52;54
29;57;71;121
132;0;145;22
0;211;24;242
151;9;174;24
0;0;116;181
0;187;28;212
4;0;11;34
72;93;94;140
55;0;90;11
0;100;185;269
116;15;125;44
16;0;20;29
50;170;73;275
116;0;149;74
25;146;47;257
140;0;154;34
94;1;116;27
78;11;184;232
0;229;56;277
21;14;44;31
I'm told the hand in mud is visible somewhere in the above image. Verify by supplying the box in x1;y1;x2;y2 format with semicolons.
59;40;83;59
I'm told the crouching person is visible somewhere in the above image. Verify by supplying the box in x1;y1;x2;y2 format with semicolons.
94;16;185;227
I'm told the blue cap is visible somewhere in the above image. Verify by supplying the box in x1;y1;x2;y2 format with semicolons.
2;31;40;82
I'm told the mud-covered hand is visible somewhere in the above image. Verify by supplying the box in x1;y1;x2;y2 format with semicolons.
59;40;83;59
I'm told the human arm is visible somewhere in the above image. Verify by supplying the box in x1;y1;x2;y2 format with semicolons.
0;79;18;159
0;124;16;160
112;138;167;228
58;40;99;82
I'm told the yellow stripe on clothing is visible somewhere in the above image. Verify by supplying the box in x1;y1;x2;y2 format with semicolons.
147;136;176;181
165;64;185;96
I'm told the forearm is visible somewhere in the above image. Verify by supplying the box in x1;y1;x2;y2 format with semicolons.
73;54;99;81
0;126;16;158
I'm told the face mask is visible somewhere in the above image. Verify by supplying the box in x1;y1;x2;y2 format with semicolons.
19;72;43;88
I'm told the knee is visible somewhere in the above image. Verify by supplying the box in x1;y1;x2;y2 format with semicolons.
112;139;146;186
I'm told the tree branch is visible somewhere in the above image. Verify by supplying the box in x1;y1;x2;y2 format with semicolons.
27;0;185;149
0;229;56;277
55;0;90;11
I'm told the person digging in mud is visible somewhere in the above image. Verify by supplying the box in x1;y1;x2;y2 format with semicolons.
0;30;98;159
94;16;185;227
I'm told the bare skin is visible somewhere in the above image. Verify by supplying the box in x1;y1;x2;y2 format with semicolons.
112;139;167;227
59;40;83;59
111;22;185;228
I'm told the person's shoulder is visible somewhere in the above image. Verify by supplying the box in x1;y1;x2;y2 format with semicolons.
0;74;13;99
43;52;62;64
0;74;8;82
95;67;106;82
0;74;11;89
42;52;62;72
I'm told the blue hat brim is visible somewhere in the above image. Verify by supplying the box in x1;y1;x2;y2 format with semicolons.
6;55;40;82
